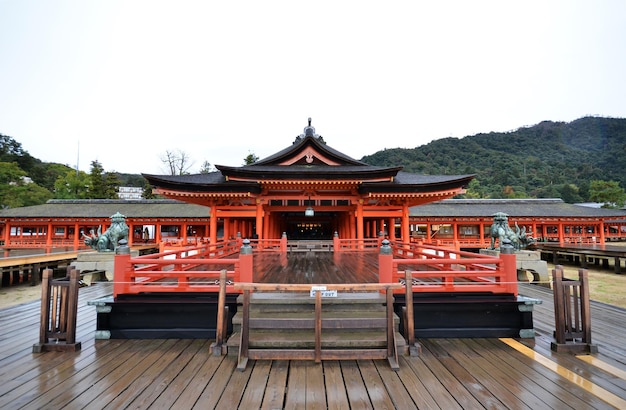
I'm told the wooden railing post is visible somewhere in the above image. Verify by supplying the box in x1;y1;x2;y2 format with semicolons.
33;267;81;352
315;290;322;363
551;265;597;353
280;232;287;252
239;239;253;283
237;289;251;371
403;270;421;356
114;240;132;298
211;269;229;355
499;243;518;296
379;239;393;285
333;232;340;252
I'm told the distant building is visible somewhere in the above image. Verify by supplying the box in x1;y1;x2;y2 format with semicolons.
117;186;143;200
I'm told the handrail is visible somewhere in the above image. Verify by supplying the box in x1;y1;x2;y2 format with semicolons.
334;238;380;251
379;241;517;295
234;282;402;371
113;240;248;297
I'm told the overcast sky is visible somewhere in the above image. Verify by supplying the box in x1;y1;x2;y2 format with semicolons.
1;1;624;175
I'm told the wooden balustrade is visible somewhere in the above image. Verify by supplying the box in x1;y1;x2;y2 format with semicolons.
32;267;81;352
113;240;250;297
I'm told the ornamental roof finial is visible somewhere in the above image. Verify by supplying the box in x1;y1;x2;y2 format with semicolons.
294;117;325;144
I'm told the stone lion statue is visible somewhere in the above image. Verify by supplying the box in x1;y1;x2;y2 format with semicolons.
83;212;129;252
489;212;535;251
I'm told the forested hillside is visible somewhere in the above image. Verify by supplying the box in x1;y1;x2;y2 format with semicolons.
361;117;626;202
0;134;146;208
2;116;625;208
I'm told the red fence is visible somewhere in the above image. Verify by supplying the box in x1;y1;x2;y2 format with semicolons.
113;239;250;297
382;240;517;295
113;238;517;298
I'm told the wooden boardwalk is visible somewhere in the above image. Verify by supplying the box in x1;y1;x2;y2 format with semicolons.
1;283;626;408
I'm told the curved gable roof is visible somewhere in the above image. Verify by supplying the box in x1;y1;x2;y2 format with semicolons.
143;119;474;197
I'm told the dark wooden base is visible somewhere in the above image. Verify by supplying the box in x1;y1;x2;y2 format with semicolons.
91;292;538;340
396;293;539;338
32;342;81;353
90;293;238;339
551;341;599;353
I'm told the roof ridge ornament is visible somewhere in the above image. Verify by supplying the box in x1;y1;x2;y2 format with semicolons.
294;117;325;144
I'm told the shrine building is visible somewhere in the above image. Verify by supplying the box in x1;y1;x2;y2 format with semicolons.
142;119;474;243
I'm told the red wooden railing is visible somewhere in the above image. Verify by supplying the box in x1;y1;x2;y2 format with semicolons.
380;240;518;295
333;236;381;251
113;239;250;297
113;237;517;298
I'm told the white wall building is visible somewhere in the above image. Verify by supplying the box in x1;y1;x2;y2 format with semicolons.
118;186;143;200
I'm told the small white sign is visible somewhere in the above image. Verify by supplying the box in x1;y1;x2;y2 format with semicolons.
309;286;337;298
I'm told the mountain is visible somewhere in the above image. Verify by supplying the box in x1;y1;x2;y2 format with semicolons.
361;117;626;202
3;116;625;206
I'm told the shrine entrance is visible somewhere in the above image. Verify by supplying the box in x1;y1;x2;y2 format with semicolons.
282;212;337;240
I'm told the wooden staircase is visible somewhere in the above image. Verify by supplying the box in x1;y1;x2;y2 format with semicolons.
227;284;405;371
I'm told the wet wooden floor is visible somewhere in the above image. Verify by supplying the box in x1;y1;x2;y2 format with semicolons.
253;251;380;284
1;275;626;408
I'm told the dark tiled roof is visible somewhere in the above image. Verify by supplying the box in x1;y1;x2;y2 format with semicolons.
3;198;624;221
142;171;226;185
410;199;626;219
0;199;210;219
251;135;366;166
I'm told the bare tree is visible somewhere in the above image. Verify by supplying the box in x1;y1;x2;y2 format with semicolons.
161;149;194;175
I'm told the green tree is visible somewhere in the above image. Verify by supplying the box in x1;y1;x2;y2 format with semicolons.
589;180;626;208
89;160;106;198
0;161;52;207
559;184;583;203
9;183;53;207
142;183;156;199
243;152;259;165
54;170;90;199
104;172;121;199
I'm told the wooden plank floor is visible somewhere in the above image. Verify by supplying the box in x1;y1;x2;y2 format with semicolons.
253;251;380;284
1;285;626;408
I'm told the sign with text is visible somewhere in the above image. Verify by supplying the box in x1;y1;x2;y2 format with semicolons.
310;286;338;298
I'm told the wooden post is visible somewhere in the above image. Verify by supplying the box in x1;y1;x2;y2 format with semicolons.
33;268;81;352
379;239;393;285
315;290;322;363
239;239;253;283
386;287;399;370
551;265;597;352
499;245;518;296
237;289;251;371
333;232;340;252
403;270;421;356
113;242;132;298
211;269;228;355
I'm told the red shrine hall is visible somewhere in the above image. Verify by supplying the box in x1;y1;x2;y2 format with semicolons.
143;119;474;244
101;120;531;348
